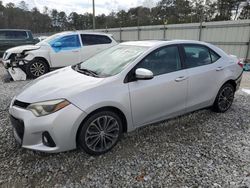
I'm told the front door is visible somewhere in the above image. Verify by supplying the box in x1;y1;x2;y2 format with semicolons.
49;34;81;67
128;45;188;127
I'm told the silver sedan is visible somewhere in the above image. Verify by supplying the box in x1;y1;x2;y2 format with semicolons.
9;40;243;155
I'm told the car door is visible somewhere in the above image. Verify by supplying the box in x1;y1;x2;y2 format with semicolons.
49;34;81;67
80;34;114;61
181;44;224;111
128;45;188;127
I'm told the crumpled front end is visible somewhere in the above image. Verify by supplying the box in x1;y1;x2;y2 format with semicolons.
2;45;41;81
2;54;30;81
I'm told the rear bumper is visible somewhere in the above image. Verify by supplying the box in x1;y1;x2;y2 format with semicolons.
2;59;11;69
235;71;243;91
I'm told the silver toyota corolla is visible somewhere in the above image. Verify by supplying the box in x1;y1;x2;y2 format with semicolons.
9;40;243;155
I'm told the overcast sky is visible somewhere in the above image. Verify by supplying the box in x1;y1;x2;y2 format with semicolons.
2;0;158;15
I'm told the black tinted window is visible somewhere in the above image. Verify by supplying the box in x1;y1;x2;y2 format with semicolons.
0;31;28;40
81;34;112;45
210;50;220;63
137;46;181;76
183;45;213;68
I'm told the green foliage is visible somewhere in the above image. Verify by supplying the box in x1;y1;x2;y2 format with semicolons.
239;1;250;19
0;0;249;32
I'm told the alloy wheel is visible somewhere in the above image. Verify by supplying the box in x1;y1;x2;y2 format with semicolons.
85;115;120;153
218;86;234;111
30;62;46;77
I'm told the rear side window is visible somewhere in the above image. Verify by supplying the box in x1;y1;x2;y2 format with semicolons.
210;50;220;63
183;44;220;68
0;31;28;40
81;34;112;45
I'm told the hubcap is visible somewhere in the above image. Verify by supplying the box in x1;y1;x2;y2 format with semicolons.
85;115;120;152
30;62;45;77
218;86;234;111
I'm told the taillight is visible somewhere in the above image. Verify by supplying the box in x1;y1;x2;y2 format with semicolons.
237;60;244;68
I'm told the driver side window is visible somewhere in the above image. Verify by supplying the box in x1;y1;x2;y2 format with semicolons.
49;35;81;52
137;45;181;76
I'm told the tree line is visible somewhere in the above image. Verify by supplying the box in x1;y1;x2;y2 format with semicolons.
0;0;249;33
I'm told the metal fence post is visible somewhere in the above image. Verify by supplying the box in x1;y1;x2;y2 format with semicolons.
119;27;122;42
198;22;203;41
246;24;250;59
138;27;140;40
163;25;166;40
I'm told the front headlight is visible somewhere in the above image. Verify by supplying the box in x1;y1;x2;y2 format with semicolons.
27;99;70;117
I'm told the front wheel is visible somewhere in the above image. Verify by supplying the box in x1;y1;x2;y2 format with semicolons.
212;83;235;113
26;58;49;78
77;111;123;155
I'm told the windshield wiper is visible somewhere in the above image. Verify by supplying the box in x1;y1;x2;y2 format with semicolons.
75;64;99;77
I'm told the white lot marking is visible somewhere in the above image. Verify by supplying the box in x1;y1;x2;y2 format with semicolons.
242;88;250;95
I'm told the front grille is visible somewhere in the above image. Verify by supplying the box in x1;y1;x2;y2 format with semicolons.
13;100;30;109
10;115;25;141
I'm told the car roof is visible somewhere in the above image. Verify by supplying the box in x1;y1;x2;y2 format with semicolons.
121;40;228;58
121;40;210;48
57;31;113;37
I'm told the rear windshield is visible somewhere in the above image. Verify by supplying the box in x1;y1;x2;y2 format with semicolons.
0;31;28;40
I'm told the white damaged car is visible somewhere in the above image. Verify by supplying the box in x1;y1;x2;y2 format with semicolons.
2;31;117;80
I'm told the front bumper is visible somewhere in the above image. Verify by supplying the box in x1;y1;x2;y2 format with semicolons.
2;59;11;69
9;103;87;153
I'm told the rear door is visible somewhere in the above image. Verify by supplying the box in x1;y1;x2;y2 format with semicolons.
80;34;114;61
128;45;188;127
181;44;224;111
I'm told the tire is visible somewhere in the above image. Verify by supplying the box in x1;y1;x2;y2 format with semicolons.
26;58;49;78
77;111;123;155
212;83;235;113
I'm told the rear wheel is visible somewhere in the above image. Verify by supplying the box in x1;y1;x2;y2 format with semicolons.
212;83;235;113
77;111;122;155
26;58;49;78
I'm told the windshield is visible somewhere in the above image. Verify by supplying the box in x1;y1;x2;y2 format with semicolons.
78;45;148;77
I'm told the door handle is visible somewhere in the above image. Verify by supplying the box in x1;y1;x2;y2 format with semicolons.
72;50;79;53
175;76;188;82
216;67;224;71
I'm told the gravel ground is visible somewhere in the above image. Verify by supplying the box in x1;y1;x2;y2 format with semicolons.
0;64;250;188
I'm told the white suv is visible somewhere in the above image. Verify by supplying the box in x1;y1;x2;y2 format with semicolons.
2;31;117;78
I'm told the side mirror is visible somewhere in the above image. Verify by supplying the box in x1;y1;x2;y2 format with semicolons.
53;41;62;48
135;68;154;80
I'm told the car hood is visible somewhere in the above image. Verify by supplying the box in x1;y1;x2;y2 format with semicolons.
6;45;40;54
16;67;105;103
